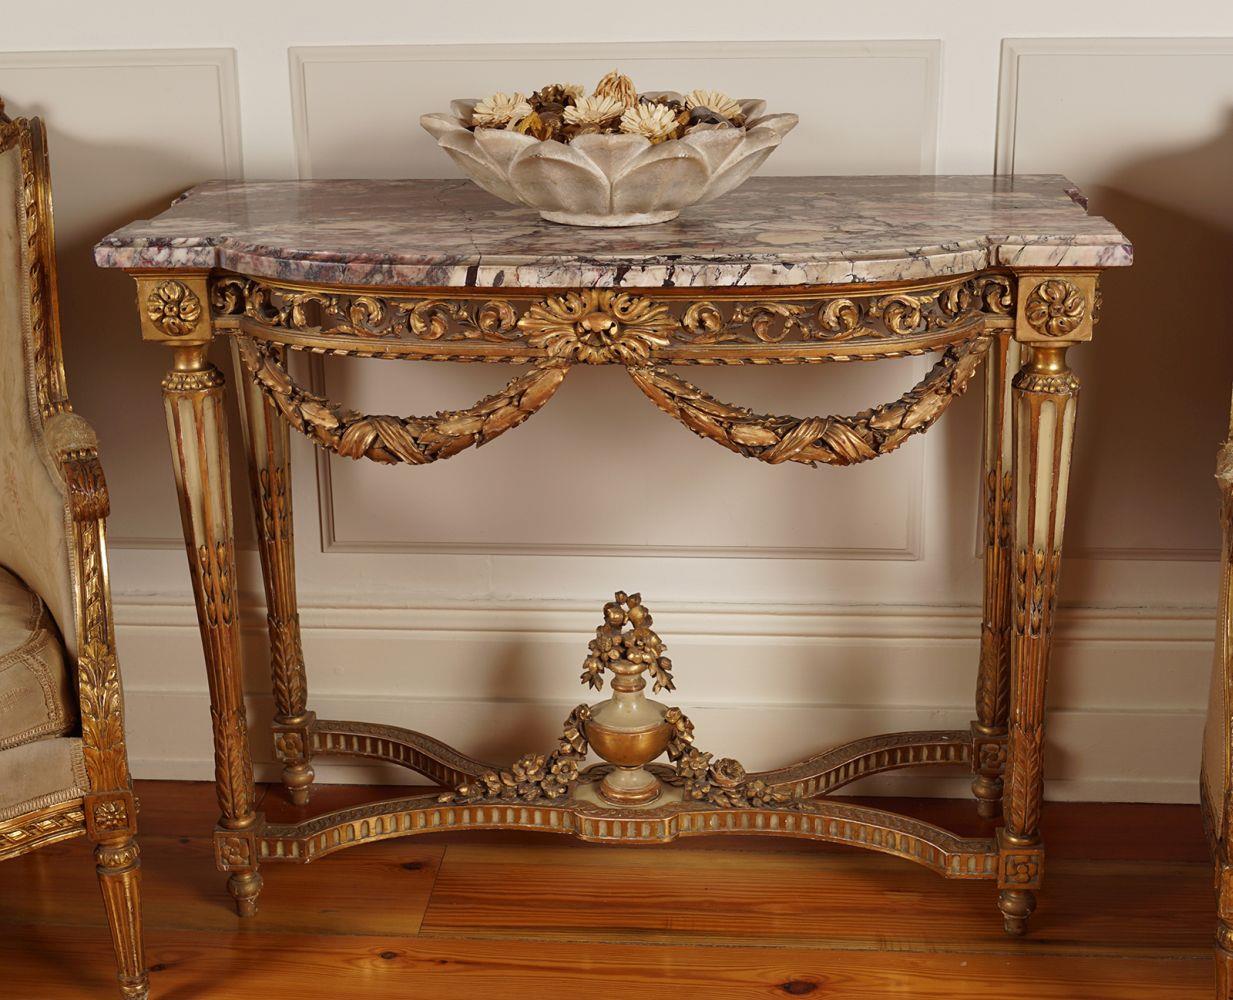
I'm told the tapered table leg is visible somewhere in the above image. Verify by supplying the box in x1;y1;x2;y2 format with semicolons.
162;343;262;916
997;337;1080;935
232;341;314;806
973;332;1017;820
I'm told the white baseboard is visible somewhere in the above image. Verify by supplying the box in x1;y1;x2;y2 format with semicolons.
112;596;1214;804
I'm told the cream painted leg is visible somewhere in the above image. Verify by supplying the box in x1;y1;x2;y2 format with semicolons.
997;342;1079;935
162;346;262;916
973;332;1017;820
232;341;314;806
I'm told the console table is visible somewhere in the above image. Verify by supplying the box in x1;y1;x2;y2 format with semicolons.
95;175;1131;935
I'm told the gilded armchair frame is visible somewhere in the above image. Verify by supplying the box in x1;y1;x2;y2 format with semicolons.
0;104;148;1000
1206;397;1233;999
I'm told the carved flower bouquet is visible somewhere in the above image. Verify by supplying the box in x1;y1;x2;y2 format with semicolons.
421;70;797;227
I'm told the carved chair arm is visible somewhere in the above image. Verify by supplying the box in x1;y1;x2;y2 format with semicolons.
44;410;110;521
626;335;990;466
234;337;570;465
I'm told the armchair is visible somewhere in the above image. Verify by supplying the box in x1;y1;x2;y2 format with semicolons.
0;101;148;999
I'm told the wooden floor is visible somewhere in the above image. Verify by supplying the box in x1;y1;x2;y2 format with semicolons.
0;781;1216;998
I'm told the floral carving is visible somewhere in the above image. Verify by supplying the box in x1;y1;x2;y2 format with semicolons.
440;704;590;804
92;798;129;831
1023;279;1085;338
518;290;677;364
146;279;203;336
581;591;674;693
662;707;795;809
274;731;305;761
998;843;1043;887
217;834;253;869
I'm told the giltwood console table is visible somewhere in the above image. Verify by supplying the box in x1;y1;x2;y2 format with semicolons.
96;176;1131;934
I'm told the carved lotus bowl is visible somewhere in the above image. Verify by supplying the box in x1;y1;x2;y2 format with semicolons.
421;99;798;227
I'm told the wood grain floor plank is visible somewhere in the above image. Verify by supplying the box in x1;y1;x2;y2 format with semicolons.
0;834;444;937
421;841;1213;957
0;925;1211;1000
0;782;1213;998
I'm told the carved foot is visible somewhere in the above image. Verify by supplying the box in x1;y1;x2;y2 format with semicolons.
118;981;150;1000
998;888;1036;936
228;870;263;917
972;774;1003;820
283;762;315;806
1217;921;1233;999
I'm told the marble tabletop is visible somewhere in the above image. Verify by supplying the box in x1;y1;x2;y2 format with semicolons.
95;175;1132;289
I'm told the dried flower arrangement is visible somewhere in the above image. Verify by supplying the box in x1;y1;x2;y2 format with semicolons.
464;70;754;145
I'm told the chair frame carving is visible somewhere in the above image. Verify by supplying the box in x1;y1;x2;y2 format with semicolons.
0;105;148;1000
1206;409;1233;999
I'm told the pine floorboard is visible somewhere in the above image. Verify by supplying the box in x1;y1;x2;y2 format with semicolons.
0;781;1215;998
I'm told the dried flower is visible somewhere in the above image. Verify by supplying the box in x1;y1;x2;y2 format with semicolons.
594;70;639;108
563;93;625;128
471;92;533;128
619;102;680;143
533;83;585;109
684;89;743;121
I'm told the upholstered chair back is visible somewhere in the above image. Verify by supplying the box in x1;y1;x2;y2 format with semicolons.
0;112;79;655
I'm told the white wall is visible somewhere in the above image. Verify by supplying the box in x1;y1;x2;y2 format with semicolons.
3;0;1232;802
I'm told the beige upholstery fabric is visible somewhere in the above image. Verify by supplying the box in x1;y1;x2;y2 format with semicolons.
0;564;74;750
0;142;76;656
0;735;85;822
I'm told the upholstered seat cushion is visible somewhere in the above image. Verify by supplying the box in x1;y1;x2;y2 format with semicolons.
0;564;75;751
0;736;86;822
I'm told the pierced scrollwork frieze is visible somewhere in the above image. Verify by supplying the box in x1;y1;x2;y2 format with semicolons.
210;273;1014;363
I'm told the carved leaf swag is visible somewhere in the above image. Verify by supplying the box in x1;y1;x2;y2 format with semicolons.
235;337;568;465
440;704;591;804
581;591;674;693
628;335;990;467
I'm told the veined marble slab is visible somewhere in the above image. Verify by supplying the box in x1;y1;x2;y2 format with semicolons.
95;175;1132;288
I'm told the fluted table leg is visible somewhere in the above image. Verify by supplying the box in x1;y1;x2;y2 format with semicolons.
997;339;1080;935
233;341;314;806
973;331;1017;820
162;342;262;916
995;272;1095;936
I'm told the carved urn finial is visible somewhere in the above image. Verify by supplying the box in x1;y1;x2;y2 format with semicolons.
581;591;675;804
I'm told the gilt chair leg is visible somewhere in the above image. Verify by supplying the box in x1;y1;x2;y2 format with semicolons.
95;838;149;1000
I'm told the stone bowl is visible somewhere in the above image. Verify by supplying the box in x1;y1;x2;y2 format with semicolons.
420;98;798;227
